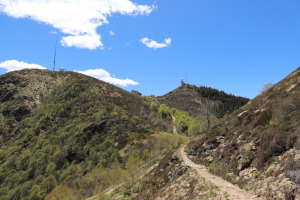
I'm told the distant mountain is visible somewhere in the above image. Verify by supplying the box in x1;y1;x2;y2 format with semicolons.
157;84;249;118
0;69;173;199
188;67;300;198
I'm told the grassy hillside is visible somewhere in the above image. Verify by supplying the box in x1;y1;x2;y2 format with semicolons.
157;84;249;118
188;67;300;198
0;69;179;199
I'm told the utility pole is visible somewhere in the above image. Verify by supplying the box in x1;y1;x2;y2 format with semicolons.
53;40;57;71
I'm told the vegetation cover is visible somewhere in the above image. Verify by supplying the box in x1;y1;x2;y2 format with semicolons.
0;69;264;199
188;67;300;198
0;69;185;199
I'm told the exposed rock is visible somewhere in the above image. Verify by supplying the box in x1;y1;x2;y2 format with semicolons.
131;90;142;96
190;148;197;156
238;110;248;117
202;142;214;150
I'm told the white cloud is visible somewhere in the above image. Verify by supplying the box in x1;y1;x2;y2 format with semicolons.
109;31;116;36
61;34;103;50
50;31;57;35
76;69;138;87
0;0;155;50
140;37;172;50
0;60;46;72
0;60;137;87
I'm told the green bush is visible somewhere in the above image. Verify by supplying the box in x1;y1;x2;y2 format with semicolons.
28;185;41;200
158;104;171;120
45;162;56;176
41;175;57;194
53;150;65;169
141;96;152;107
173;109;210;135
150;102;159;112
121;114;129;121
255;110;272;127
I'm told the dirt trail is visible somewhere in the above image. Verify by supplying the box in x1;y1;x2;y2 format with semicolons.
179;146;263;200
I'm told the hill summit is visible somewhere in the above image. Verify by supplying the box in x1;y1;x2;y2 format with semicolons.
157;83;249;118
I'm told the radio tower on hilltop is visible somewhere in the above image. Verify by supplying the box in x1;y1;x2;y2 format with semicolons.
53;40;57;71
181;78;185;87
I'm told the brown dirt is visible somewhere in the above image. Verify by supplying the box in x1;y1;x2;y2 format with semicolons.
179;146;263;200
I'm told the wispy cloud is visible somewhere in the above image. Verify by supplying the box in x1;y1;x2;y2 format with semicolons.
76;69;138;87
0;60;46;72
109;31;116;36
50;31;57;35
140;37;171;50
0;0;155;50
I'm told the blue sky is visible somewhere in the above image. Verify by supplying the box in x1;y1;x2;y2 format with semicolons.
0;0;299;99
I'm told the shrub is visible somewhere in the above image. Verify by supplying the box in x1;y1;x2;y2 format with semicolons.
150;102;158;112
259;82;274;93
188;123;199;135
285;157;300;185
45;162;56;176
16;153;31;171
120;115;129;121
255;110;272;127
158;104;171;120
41;175;57;194
141;96;152;107
53;150;65;169
28;185;41;200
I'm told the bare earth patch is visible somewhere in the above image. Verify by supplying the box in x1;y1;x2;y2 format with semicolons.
179;146;263;200
286;83;297;92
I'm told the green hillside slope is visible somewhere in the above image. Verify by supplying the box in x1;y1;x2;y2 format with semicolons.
0;69;176;199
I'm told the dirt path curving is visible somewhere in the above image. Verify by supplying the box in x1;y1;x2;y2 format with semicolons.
179;146;263;200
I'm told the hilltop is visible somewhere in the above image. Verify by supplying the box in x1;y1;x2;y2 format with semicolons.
157;84;249;118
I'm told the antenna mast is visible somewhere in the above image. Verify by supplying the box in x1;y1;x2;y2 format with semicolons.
185;72;187;84
53;40;57;71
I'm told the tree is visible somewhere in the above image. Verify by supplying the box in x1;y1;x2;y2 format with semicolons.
45;162;56;176
150;102;158;112
188;123;200;136
41;175;57;194
203;99;214;127
158;104;171;119
0;114;7;134
142;149;150;164
53;149;65;169
28;185;41;200
260;82;274;93
125;154;142;183
111;159;125;185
